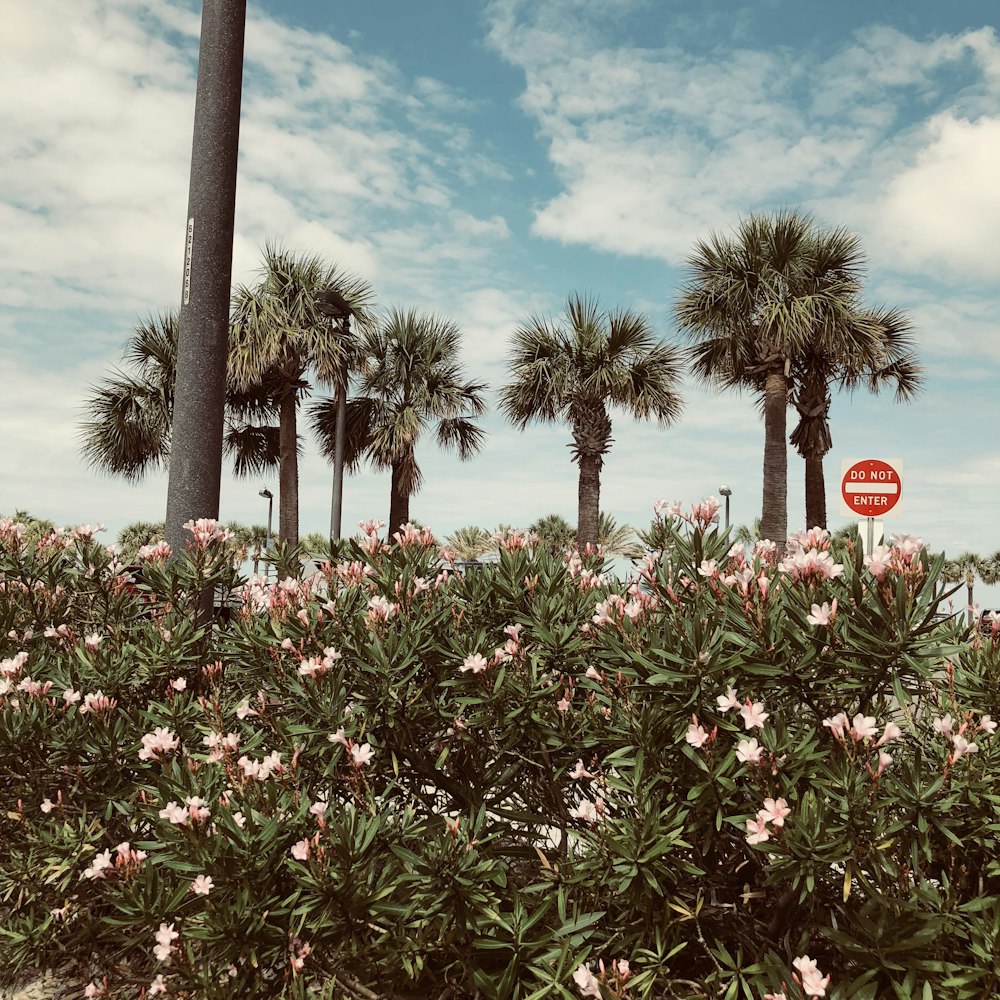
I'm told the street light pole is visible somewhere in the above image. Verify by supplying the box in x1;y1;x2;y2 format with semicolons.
719;485;732;531
259;488;273;551
164;0;247;557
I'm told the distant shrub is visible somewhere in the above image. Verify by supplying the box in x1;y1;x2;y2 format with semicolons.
1;509;998;1000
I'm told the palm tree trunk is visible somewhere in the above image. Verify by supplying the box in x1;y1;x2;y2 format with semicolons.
760;369;788;546
804;452;827;529
576;455;601;550
389;460;410;536
278;390;298;545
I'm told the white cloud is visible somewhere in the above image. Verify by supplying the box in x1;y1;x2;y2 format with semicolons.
486;5;1000;297
878;114;1000;281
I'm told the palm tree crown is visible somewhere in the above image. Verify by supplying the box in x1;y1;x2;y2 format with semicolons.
312;308;487;534
500;294;684;549
675;210;889;544
80;312;282;487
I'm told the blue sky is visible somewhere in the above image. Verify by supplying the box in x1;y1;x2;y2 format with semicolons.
2;0;999;603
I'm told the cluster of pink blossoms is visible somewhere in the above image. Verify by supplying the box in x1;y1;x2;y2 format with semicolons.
182;518;234;548
82;841;147;881
137;540;171;562
139;726;180;762
329;729;375;768
392;521;436;548
573;958;630;998
745;797;790;845
823;713;899;776
933;712;996;763
153;922;179;962
764;954;831;998
492;527;540;551
461;625;526;677
367;594;399;622
77;690;118;719
237;749;283;781
202;731;240;762
864;533;925;582
159;796;211;826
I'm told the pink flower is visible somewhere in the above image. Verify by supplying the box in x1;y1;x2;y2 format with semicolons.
585;666;602;681
309;798;328;819
877;750;893;775
760;797;790;828
736;738;763;765
569;759;595;780
685;715;709;748
557;694;572;713
822;712;849;740
169;678;187;692
933;714;954;737
572;964;602;998
329;728;349;747
148;975;168;996
876;722;901;747
367;595;398;622
350;742;374;767
716;686;739;711
864;545;893;580
951;734;979;762
569;799;600;824
745;814;770;845
63;689;81;705
461;653;489;674
980;715;997;735
190;874;214;896
41;797;55;813
159;801;187;825
290;839;311;861
739;700;769;730
153;922;179;963
697;558;719;579
806;599;837;626
851;714;878;742
792;955;831;997
84;633;104;651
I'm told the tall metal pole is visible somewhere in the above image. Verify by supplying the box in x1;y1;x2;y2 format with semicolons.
164;0;247;557
330;316;350;541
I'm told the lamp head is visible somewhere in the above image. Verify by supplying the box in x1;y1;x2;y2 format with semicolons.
259;488;273;500
718;485;732;497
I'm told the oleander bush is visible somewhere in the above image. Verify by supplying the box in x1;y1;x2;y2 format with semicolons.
1;506;999;1000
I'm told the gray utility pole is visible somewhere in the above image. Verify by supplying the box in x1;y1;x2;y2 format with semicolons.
164;0;247;557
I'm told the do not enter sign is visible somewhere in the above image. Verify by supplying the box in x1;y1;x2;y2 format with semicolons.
840;459;902;518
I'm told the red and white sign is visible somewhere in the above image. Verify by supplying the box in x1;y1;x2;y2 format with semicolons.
840;459;902;518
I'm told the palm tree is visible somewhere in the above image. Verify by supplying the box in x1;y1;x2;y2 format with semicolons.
529;513;576;555
597;512;642;559
941;552;985;624
80;312;283;492
675;211;885;545
443;526;493;562
229;244;376;546
500;295;684;550
311;308;487;535
789;307;922;528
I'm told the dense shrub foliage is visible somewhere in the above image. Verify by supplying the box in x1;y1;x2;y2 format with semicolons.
2;508;999;1000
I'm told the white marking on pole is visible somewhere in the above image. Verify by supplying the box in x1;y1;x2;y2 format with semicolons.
183;216;195;306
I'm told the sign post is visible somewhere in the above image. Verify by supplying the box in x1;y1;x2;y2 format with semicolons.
840;459;902;555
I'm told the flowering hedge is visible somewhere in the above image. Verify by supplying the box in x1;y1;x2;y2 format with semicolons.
1;507;999;1000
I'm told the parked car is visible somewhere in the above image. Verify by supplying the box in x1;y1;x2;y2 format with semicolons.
978;610;1000;636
